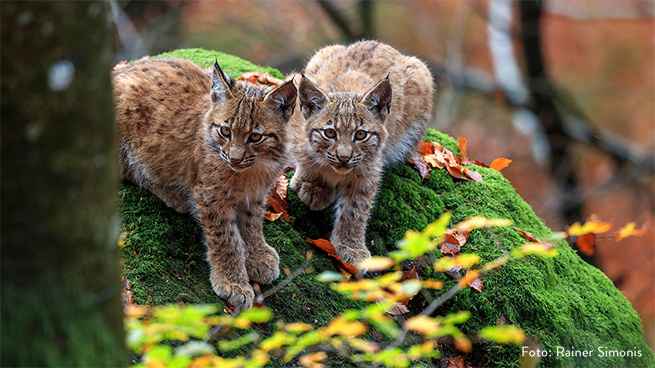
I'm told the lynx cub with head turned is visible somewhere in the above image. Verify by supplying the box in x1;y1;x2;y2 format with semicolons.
290;40;433;268
113;58;297;309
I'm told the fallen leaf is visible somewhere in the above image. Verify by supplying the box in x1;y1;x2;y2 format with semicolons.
238;71;284;87
614;222;647;242
439;229;471;256
265;174;290;222
447;356;467;368
407;151;431;180
306;238;358;276
514;227;554;250
575;233;596;256
386;303;410;315
459;269;482;292
490;157;512;171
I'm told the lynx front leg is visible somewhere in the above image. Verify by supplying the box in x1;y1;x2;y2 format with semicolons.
330;173;380;268
194;190;254;309
237;201;280;284
290;167;335;211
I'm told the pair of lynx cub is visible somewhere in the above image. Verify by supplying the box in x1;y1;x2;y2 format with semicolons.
113;41;433;309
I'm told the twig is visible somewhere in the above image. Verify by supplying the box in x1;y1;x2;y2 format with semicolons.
257;251;313;303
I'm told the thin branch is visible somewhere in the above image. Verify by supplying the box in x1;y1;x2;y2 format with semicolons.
257;251;313;303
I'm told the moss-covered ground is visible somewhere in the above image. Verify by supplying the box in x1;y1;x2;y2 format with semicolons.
119;49;654;367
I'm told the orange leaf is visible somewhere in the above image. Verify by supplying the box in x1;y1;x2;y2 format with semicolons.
614;222;647;242
458;137;469;162
237;71;284;87
306;238;358;276
575;233;596;256
490;157;512;171
459;270;482;292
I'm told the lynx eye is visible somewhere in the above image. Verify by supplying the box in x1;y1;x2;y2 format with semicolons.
249;132;263;143
324;128;337;139
219;126;231;137
354;130;367;140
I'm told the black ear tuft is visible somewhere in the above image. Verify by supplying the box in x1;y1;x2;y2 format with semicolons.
211;62;234;104
298;75;328;118
264;80;297;121
361;78;392;122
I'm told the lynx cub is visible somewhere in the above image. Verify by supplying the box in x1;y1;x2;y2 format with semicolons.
113;58;297;309
290;41;433;267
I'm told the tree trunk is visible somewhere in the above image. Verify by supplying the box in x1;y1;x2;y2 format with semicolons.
1;2;127;366
518;0;584;227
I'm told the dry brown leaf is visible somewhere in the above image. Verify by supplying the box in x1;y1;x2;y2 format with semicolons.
386;303;410;315
439;229;471;256
265;174;290;222
514;227;554;250
407;151;431;180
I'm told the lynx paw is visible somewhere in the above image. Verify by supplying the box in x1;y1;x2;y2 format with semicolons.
211;277;254;310
290;175;334;211
246;244;280;284
334;244;371;271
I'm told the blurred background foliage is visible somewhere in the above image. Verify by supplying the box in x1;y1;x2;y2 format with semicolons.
111;0;654;349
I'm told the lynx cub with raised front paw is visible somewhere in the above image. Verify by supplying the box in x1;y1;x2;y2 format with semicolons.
290;40;433;268
113;58;297;309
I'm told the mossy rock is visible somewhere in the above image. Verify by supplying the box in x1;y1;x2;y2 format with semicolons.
120;49;654;368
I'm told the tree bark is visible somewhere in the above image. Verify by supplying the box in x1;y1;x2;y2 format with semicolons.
1;1;127;366
518;0;583;227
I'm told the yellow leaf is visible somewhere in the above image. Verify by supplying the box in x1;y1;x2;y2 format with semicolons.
423;280;444;290
456;217;512;231
285;322;314;334
567;216;612;236
358;256;395;271
405;315;440;337
324;317;367;337
614;222;646;241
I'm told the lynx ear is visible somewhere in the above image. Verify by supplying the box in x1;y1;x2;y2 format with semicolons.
264;80;297;121
361;77;392;122
298;75;328;118
211;61;234;104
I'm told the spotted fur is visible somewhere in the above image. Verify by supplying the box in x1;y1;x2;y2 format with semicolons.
114;58;297;309
289;41;434;268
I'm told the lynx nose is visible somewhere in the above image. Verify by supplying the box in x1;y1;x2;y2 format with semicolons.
229;156;242;165
337;155;349;164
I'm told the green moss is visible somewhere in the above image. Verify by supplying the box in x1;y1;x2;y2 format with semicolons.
119;49;654;368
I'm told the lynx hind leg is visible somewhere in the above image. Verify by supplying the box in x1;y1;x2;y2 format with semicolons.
290;172;335;211
147;185;192;214
238;205;280;285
